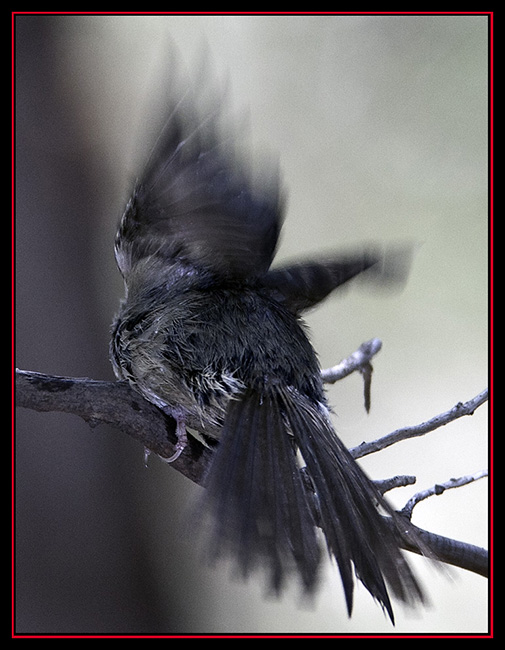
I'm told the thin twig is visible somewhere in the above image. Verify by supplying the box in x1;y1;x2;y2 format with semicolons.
350;389;489;459
321;338;383;413
400;469;489;519
321;337;382;383
374;474;417;494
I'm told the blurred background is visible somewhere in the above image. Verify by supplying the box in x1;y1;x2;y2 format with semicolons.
14;14;489;634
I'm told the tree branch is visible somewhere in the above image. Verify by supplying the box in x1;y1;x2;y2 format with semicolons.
385;518;488;579
15;348;489;579
350;388;489;459
321;337;383;383
321;337;382;412
15;368;213;485
400;470;489;520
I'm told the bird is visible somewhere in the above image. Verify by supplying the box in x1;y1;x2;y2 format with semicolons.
109;65;425;624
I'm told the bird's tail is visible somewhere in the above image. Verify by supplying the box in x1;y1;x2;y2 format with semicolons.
200;388;425;622
281;390;425;622
200;389;322;595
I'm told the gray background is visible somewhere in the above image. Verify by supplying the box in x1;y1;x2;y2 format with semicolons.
15;14;489;634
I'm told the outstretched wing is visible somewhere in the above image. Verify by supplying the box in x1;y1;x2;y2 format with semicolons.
262;245;413;314
115;73;283;282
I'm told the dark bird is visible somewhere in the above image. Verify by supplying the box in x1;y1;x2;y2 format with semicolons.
110;68;424;623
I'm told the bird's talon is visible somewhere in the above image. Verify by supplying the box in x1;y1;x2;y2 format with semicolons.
161;415;188;463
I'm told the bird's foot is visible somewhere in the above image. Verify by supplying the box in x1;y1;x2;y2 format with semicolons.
161;411;188;463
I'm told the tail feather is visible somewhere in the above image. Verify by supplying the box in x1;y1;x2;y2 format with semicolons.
282;391;425;622
201;387;424;622
202;389;321;594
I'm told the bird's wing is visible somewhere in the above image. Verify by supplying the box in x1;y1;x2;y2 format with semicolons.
115;70;283;282
263;245;413;314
